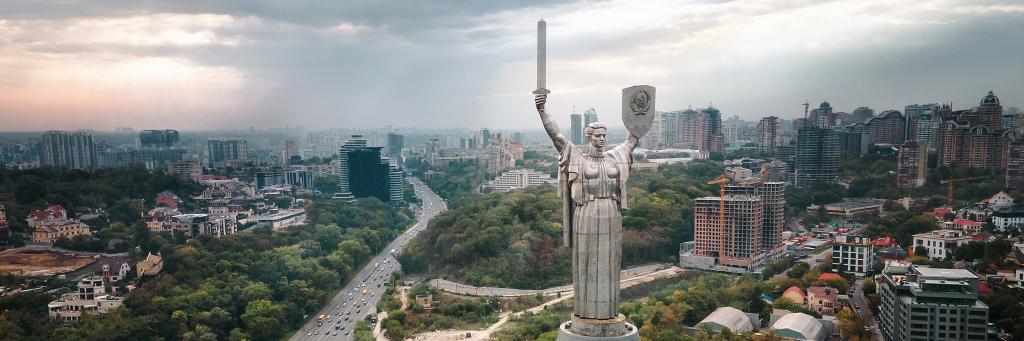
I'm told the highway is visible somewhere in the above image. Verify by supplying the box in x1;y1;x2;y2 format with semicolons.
290;177;447;341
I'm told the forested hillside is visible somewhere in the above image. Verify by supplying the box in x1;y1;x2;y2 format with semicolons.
0;198;410;341
400;160;722;289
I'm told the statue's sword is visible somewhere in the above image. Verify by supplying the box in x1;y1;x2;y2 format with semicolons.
533;19;551;95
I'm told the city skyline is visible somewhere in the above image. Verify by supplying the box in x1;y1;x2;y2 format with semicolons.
0;0;1021;132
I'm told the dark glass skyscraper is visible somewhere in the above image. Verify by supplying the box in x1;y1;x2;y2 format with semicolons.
794;128;839;187
347;147;391;202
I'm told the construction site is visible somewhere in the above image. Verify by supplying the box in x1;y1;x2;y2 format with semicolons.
0;248;96;278
679;165;788;274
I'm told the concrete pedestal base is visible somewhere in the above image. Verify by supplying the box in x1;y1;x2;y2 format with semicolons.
556;315;639;341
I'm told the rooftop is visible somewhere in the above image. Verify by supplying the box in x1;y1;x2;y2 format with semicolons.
696;306;753;333
913;229;971;240
825;198;883;210
914;266;977;280
770;313;824;341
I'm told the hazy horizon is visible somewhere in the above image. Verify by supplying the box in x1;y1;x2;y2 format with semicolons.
1;0;1021;132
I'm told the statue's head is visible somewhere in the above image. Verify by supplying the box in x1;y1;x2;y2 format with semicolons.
585;122;607;150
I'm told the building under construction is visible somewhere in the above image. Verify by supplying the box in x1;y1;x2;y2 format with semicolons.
681;171;787;274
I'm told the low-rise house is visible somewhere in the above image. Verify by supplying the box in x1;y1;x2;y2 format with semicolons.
145;206;178;228
47;276;124;321
26;205;67;227
931;207;952;221
958;204;993;222
136;252;163;278
155;191;183;210
943;218;983;234
782;286;806;306
1004;249;1024;266
88;258;131;282
818;273;842;282
982;191;1014;211
806;286;839;316
32;219;90;244
912;229;971;261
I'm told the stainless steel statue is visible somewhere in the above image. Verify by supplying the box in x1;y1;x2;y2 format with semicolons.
532;19;650;341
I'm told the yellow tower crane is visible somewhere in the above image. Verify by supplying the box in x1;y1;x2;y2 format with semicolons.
939;176;986;205
708;175;731;263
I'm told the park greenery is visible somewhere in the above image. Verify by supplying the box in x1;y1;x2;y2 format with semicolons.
402;160;722;289
378;284;501;340
0;197;411;341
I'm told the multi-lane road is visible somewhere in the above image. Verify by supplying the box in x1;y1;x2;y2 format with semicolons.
290;177;447;341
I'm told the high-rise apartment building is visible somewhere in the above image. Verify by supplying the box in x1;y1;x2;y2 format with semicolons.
583;108;599;126
701;107;724;155
809;102;834;128
388;161;403;205
678;109;700;148
207;139;247;165
1006;139;1024;190
479;128;491;147
757;116;781;154
937;91;1012;170
835;129;868;159
868;111;907;145
333;135;367;201
879;263;988;341
138;130;180;149
640;111;663;148
387;132;404;160
851;107;874;122
794;128;839;187
39;131;98;169
282;139;297;164
897;140;928;189
662;110;680;146
725;181;786;251
167;160;202;182
570;112;583;145
693;195;762;268
484;138;522;174
904;104;937;142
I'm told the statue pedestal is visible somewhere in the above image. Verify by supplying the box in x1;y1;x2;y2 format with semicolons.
556;315;640;341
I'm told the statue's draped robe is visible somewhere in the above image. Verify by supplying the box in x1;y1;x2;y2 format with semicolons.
557;142;632;320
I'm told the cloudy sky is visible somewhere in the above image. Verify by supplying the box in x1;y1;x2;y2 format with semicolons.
0;0;1020;132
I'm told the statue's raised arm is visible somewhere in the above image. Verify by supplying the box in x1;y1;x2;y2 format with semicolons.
535;93;568;153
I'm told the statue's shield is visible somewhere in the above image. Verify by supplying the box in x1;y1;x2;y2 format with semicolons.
621;85;656;138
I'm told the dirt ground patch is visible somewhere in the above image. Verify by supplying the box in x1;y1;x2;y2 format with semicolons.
0;249;96;277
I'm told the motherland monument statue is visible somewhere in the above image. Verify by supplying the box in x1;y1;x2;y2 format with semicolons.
531;19;651;341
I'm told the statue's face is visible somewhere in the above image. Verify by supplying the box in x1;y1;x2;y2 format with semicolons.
589;128;607;149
